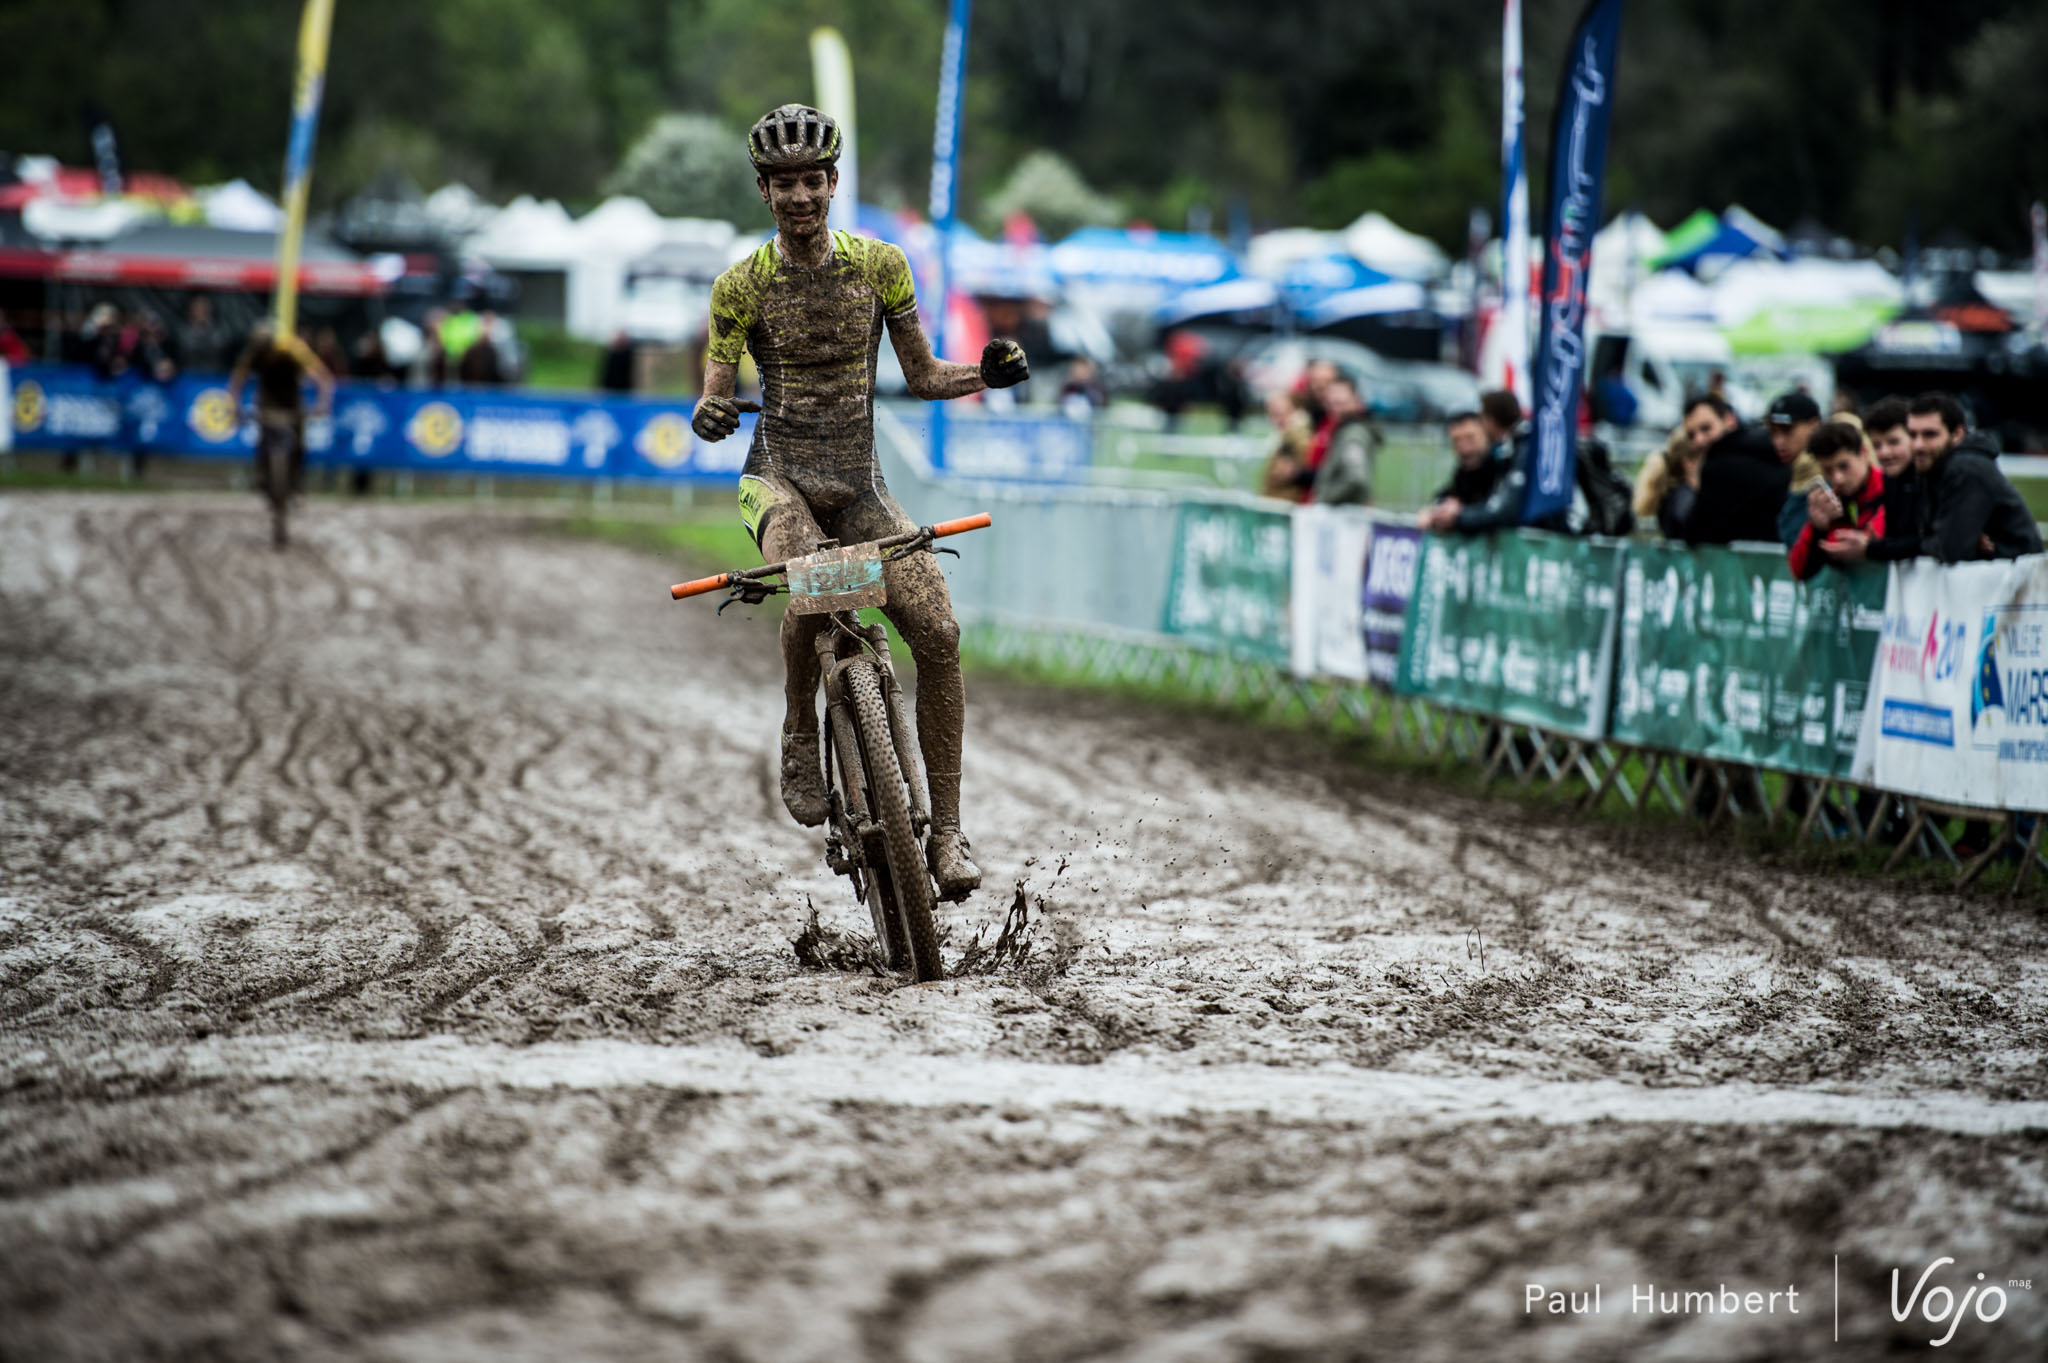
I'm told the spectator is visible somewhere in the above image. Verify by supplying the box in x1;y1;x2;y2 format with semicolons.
413;309;449;388
1789;421;1885;579
1057;356;1106;420
136;312;177;381
1903;393;2036;561
440;302;482;366
1676;392;1786;546
1632;426;1701;537
599;330;636;393
0;309;27;366
1260;390;1313;502
1767;392;1825;546
307;324;349;381
177;296;228;374
1310;376;1374;506
1422;389;1567;535
1844;396;1925;564
1418;410;1505;531
457;310;505;386
352;327;401;387
84;303;134;380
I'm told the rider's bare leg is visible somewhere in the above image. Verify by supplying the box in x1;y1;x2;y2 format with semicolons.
760;505;831;825
878;549;964;828
879;548;978;897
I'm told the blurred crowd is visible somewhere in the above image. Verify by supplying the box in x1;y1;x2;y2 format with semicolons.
1257;359;2041;572
15;296;523;391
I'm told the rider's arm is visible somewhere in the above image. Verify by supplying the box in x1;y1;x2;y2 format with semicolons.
887;309;986;402
225;344;254;409
299;345;336;414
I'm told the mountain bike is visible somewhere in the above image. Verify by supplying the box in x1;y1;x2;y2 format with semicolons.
671;512;992;982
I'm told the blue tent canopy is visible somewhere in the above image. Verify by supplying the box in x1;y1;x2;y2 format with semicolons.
1277;254;1394;308
1048;227;1239;288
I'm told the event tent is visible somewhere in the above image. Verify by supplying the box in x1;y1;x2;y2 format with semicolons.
1653;206;1788;276
1341;212;1448;281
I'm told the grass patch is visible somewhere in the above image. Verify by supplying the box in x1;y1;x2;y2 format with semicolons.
517;323;607;394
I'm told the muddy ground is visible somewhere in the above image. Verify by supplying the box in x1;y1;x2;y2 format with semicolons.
2;492;2045;1362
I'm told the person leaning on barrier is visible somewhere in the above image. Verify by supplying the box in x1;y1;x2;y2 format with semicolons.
1767;392;1826;547
1842;396;1926;563
1675;392;1786;546
1421;389;1562;534
1827;392;2039;564
1789;421;1885;579
1309;376;1375;506
1417;410;1505;531
1631;426;1698;533
1260;388;1314;503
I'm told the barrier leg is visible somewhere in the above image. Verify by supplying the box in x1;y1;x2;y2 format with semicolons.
1884;805;1927;872
1957;817;2015;888
2012;816;2045;897
1633;752;1662;814
1795;779;1829;844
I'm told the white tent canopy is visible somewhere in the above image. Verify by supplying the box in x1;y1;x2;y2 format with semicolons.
422;182;496;239
1245;228;1349;280
197;179;284;232
1342;212;1448;281
468;195;580;269
1708;257;1902;328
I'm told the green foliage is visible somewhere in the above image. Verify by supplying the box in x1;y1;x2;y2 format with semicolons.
1;0;2043;251
982;150;1121;238
1301;75;1494;244
604;113;763;224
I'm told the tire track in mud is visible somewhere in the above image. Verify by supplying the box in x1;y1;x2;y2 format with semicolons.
9;1034;2048;1143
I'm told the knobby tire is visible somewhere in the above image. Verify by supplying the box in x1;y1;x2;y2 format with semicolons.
846;659;941;981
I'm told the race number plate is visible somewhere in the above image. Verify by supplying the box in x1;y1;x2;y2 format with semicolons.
785;543;887;615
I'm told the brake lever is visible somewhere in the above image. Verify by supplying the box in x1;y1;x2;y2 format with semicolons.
717;579;783;613
884;531;956;563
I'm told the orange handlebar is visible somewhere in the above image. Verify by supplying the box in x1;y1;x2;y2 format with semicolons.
932;512;993;538
670;572;733;600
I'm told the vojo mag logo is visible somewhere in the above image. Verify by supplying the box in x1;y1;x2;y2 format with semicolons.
187;387;242;444
13;378;47;433
405;401;465;458
634;412;693;469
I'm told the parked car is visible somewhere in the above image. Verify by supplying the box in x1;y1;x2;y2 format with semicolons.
1235;334;1480;422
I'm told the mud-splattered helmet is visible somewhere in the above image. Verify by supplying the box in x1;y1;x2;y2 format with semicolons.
747;104;842;173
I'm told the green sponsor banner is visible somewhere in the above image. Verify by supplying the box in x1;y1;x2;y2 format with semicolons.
1161;500;1292;663
1393;531;1623;739
1612;543;1884;776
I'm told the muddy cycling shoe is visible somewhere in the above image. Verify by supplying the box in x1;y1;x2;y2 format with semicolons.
927;826;980;901
780;726;830;827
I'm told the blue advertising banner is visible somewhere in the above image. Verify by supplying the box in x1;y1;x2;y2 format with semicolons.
5;365;749;482
1523;0;1623;524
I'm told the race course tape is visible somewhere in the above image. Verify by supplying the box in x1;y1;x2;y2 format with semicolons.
17;1034;2048;1138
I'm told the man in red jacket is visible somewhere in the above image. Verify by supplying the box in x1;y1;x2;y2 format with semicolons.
1789;420;1884;579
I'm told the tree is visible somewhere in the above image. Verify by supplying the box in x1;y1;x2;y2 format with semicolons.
603;114;763;223
982;151;1120;239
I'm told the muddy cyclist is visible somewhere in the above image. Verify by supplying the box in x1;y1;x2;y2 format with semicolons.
690;104;1028;901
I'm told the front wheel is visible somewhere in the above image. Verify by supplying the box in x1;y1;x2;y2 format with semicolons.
845;659;941;981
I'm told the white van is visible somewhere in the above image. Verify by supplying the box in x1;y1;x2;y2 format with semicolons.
1588;325;1760;429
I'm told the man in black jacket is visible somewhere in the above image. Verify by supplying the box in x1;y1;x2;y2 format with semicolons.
1676;394;1788;546
1826;392;2039;564
1417;410;1506;531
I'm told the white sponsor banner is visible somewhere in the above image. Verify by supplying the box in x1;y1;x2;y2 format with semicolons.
1289;505;1370;681
1288;506;1422;687
1852;556;2048;809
